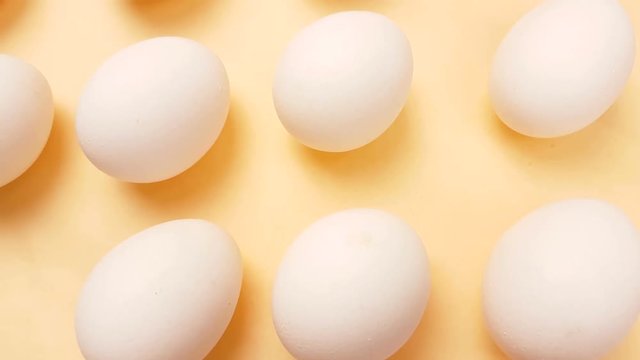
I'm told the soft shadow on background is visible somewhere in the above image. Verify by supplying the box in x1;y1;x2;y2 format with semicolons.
0;0;28;41
125;102;241;207
607;330;640;360
392;272;506;360
476;301;509;360
294;99;419;188
487;98;639;181
390;268;446;360
125;0;219;26
309;0;395;12
205;270;253;359
0;109;70;224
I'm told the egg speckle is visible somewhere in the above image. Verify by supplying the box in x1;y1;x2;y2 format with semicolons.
484;199;640;360
272;209;430;360
273;11;413;152
490;0;635;137
75;219;242;360
76;37;230;183
0;55;54;188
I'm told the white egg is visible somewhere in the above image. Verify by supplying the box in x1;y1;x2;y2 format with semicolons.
484;199;640;360
272;209;430;360
490;0;635;138
75;219;242;360
76;37;230;183
273;11;413;152
0;55;53;187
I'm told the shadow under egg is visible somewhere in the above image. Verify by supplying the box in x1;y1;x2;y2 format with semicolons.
293;97;420;191
307;0;400;13
0;108;71;224
123;102;242;210
485;96;640;184
205;266;254;360
124;0;221;27
0;0;29;39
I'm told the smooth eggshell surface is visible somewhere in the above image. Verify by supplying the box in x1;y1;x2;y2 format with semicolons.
0;55;54;187
273;11;413;152
75;219;242;360
272;209;430;360
76;37;230;183
484;199;640;360
490;0;635;138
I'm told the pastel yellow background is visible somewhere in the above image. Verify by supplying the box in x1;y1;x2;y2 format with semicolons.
2;0;640;358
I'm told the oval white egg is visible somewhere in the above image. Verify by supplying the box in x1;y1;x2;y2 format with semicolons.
76;37;230;183
272;209;430;360
490;0;635;138
75;219;242;360
484;199;640;360
0;55;53;187
273;11;413;152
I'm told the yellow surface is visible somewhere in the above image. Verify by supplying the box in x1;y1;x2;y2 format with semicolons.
2;0;640;359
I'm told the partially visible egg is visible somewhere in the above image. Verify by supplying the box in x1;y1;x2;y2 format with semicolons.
273;11;413;152
0;55;53;187
75;219;242;360
76;37;230;183
490;0;635;138
484;199;640;360
272;209;430;360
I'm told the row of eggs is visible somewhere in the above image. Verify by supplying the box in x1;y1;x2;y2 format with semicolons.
1;0;639;359
1;0;636;188
75;199;640;360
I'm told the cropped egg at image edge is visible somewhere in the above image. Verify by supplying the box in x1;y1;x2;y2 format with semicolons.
2;0;640;359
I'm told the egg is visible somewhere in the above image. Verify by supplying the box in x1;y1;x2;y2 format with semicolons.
483;199;640;360
273;11;413;152
75;219;242;360
76;37;230;183
272;209;430;360
0;55;54;187
490;0;635;138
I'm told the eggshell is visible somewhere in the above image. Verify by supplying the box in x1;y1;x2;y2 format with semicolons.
273;11;413;152
75;219;242;360
483;199;640;360
76;37;230;183
0;55;54;187
272;209;430;360
490;0;635;138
